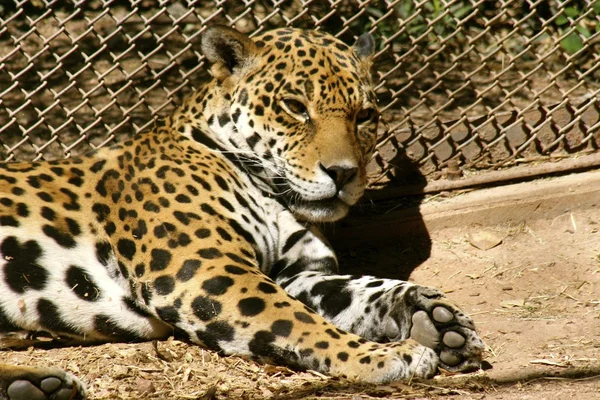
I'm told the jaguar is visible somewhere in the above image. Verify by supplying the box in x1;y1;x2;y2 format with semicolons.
0;25;484;399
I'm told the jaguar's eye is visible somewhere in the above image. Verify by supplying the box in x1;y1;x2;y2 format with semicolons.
281;98;309;121
356;108;377;124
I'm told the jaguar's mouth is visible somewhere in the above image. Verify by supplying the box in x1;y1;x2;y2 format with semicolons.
284;193;350;222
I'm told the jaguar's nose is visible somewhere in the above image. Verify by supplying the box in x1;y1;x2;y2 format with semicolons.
320;164;358;191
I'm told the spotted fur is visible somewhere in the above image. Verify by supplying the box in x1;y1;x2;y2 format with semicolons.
0;26;484;398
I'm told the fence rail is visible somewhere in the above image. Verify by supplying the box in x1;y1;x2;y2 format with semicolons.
1;1;599;189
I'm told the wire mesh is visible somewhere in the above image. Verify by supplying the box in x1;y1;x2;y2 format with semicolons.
1;1;599;187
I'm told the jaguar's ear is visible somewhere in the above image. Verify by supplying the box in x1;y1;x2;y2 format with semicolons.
352;33;376;65
201;25;258;82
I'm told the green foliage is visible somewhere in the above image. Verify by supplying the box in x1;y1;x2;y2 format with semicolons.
359;0;473;49
556;2;600;54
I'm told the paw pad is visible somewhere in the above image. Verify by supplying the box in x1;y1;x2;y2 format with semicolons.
432;306;453;323
410;310;440;349
440;351;462;366
7;378;77;400
443;331;466;348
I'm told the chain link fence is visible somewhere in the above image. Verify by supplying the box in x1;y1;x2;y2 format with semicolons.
1;1;600;191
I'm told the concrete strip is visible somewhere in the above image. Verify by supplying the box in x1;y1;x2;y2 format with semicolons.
331;170;600;247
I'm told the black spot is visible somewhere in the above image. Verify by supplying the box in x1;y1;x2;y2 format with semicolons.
359;356;371;364
347;340;360;348
38;298;81;335
175;194;191;203
90;160;106;173
325;329;341;340
2;236;48;293
282;229;308;254
0;216;18;227
292;311;317;326
15;203;28;217
135;263;145;277
163;182;176;194
337;352;349;362
403;354;413;364
214;175;229;190
154;223;176;239
92;203;111;222
154;275;176;295
105;222;116;236
248;330;276;358
217;112;230;127
315;341;329;349
366;280;384;288
40;206;56;221
156;306;180;324
27;175;41;188
200;203;216;215
311;279;352;318
65;265;101;301
271;320;293;337
202;276;234;296
94;314;142;341
198;247;222;259
368;291;383;302
216;227;232;241
132;219;148;239
42;224;76;248
117;238;136;260
150;249;172;271
246;133;261;149
238;297;266;316
60;187;80;211
143;201;160;213
224;265;247;275
194;228;210;239
192;295;222;321
226;252;254;267
257;282;278;294
177;259;201;281
299;348;314;357
65;218;81;236
196;321;235;351
192;175;212;191
122;296;154;319
274;301;291;308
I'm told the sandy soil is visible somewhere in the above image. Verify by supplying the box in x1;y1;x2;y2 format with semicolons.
1;195;599;399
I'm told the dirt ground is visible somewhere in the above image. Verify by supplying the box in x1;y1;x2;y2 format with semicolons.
1;190;600;399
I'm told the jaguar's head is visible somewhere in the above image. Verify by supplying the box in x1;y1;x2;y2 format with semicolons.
200;26;378;222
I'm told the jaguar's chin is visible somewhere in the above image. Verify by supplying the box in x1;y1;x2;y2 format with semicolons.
288;197;350;222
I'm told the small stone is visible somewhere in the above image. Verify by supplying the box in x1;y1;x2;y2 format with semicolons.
466;230;506;250
135;377;155;395
440;351;462;366
7;380;46;400
432;307;453;323
443;331;466;348
41;377;62;393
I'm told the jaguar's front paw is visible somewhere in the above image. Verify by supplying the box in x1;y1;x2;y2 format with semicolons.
0;365;86;400
385;286;485;373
